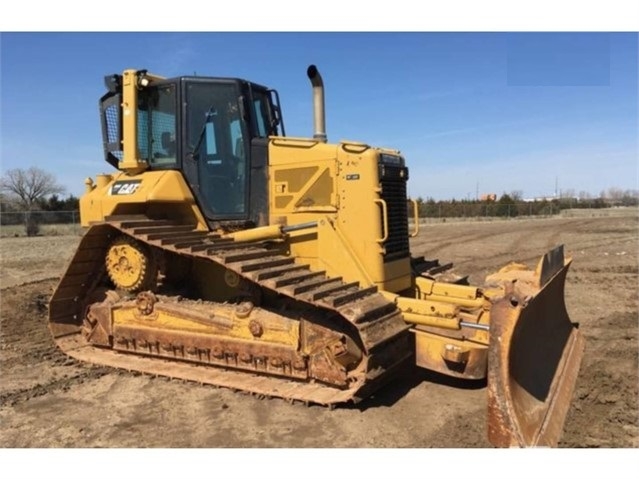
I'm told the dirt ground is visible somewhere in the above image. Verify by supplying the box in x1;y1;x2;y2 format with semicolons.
0;213;637;448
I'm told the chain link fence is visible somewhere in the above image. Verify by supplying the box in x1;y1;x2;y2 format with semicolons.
0;210;82;237
1;203;630;236
413;201;617;224
419;202;560;220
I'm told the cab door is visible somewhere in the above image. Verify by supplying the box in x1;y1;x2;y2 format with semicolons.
182;79;250;221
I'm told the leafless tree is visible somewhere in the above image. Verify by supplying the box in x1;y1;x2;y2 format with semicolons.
509;190;523;201
1;167;65;209
578;191;592;200
606;187;624;201
1;167;65;235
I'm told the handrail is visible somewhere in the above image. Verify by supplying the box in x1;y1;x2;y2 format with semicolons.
374;198;389;243
409;198;420;237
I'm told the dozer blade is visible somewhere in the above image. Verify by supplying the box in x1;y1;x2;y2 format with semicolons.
487;245;585;447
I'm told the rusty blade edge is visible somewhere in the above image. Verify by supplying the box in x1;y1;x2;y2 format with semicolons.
533;329;586;446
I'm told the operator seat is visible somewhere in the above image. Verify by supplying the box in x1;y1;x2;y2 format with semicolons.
161;131;177;157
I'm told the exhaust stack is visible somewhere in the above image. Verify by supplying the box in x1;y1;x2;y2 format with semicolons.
307;65;327;142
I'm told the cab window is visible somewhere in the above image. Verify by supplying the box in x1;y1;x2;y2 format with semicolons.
252;90;273;138
137;84;177;167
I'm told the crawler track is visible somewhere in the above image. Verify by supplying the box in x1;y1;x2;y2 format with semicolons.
49;217;412;405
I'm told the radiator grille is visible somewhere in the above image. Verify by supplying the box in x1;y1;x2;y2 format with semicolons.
380;165;409;262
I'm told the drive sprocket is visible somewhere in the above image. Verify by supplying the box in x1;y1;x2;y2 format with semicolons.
105;236;157;292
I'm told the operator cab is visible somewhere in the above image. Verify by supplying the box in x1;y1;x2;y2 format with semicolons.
100;71;284;228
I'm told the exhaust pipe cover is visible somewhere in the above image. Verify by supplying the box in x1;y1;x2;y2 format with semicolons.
307;65;327;142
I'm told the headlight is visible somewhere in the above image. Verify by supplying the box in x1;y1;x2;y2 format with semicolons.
379;154;405;167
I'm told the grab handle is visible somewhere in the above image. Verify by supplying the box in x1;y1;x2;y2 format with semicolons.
409;198;420;237
374;198;389;243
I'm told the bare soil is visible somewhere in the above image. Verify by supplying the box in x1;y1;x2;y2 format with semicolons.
1;214;637;447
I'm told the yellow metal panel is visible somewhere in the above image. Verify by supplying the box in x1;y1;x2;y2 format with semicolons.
270;162;337;215
333;146;384;284
268;140;337;277
274;195;294;209
112;302;299;347
316;217;373;286
381;258;412;292
267;138;412;291
295;168;333;207
80;170;208;230
274;166;318;193
413;328;488;380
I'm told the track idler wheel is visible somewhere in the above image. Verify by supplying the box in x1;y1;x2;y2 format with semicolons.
106;236;158;292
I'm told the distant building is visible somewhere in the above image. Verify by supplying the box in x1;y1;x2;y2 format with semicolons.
523;196;559;202
479;193;497;202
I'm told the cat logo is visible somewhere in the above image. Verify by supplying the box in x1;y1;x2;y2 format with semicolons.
110;180;141;195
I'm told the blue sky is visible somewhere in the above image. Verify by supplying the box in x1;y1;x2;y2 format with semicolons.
1;32;637;200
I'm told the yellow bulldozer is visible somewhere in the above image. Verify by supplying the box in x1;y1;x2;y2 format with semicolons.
49;65;584;447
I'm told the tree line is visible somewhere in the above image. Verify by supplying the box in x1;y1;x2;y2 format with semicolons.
1;166;638;235
413;190;639;219
1;193;80;213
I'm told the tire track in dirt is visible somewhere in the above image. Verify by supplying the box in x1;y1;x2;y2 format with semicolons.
0;276;61;291
414;230;499;257
0;279;117;408
413;221;556;281
0;368;113;407
414;219;567;267
452;228;636;280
